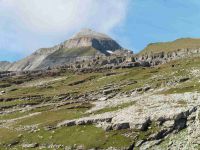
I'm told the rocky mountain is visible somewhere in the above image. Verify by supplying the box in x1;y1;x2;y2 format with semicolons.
6;29;123;71
3;34;200;72
0;61;11;71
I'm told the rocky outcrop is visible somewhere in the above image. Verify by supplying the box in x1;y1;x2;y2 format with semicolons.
136;48;200;66
57;92;200;132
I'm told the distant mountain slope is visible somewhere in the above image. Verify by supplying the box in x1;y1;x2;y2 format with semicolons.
8;45;61;71
7;29;123;71
137;38;200;66
37;47;99;69
139;38;200;55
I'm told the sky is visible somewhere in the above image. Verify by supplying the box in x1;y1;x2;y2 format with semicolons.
1;0;200;62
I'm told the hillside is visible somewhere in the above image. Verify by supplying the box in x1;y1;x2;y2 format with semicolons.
1;57;200;149
2;32;200;149
135;38;200;66
139;38;200;55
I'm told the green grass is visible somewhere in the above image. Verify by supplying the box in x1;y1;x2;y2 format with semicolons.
0;128;20;147
20;125;132;149
0;126;132;149
0;99;42;108
0;105;55;121
14;107;87;127
139;38;200;55
0;111;29;121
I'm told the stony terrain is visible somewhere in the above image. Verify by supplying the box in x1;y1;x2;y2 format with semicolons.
2;30;200;149
1;56;200;149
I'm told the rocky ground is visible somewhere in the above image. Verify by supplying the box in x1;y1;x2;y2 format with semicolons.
1;57;200;149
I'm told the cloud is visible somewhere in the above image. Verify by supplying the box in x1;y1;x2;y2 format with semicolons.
1;0;129;35
0;0;129;60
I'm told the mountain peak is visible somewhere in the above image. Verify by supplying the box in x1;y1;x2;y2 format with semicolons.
6;29;124;71
71;28;111;40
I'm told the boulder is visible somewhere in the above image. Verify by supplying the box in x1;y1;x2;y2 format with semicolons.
103;88;119;95
57;120;76;127
112;122;130;130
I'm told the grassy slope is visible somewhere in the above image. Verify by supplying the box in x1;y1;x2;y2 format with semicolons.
2;57;200;99
1;57;200;148
139;38;200;55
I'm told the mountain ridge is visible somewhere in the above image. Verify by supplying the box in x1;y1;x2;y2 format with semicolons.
4;29;124;71
2;35;200;72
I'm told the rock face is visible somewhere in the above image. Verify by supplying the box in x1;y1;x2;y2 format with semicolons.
6;29;123;71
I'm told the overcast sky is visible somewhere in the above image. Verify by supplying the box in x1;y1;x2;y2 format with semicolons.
1;0;200;61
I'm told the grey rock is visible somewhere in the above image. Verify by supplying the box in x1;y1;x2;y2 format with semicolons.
8;140;20;147
103;88;119;95
135;140;146;147
140;139;163;150
112;122;130;130
57;120;76;127
163;120;174;128
22;143;39;148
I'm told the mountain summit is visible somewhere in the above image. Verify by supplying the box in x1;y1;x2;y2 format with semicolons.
62;28;122;53
6;29;123;71
71;28;111;39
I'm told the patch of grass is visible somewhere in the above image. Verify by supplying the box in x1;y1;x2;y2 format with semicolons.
0;99;42;108
20;125;132;149
0;105;55;121
14;107;87;127
0;111;29;121
0;128;20;147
